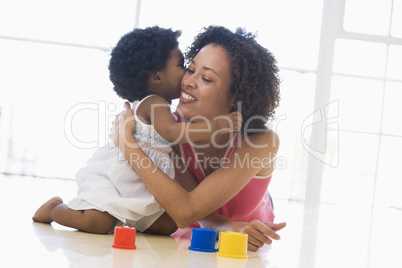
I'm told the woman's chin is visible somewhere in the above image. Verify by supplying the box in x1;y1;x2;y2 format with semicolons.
176;103;191;117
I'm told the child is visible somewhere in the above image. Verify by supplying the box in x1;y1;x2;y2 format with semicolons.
32;26;242;235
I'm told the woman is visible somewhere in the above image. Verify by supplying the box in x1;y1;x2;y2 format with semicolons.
111;26;285;251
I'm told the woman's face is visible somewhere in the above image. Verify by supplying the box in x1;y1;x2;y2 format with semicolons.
177;44;233;121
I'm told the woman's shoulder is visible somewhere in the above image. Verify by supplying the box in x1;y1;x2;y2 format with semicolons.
237;129;280;155
242;129;279;146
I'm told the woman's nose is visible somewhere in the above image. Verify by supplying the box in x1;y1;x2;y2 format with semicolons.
182;72;196;89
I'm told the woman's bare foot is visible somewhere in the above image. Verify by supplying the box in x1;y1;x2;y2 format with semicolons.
32;197;63;223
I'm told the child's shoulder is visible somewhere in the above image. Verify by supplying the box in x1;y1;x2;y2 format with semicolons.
136;95;171;124
138;94;170;112
140;94;169;106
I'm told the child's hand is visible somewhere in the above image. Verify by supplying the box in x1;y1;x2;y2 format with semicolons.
215;111;243;134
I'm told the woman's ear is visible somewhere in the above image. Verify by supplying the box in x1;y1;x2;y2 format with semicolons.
148;71;163;84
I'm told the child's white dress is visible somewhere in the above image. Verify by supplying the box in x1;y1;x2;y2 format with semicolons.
68;95;174;232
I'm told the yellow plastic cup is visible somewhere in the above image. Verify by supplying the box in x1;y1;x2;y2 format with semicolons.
217;231;248;259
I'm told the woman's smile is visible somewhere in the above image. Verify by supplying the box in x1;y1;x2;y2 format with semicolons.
180;90;197;102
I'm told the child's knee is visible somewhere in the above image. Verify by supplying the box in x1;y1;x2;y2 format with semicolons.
83;210;117;234
145;213;178;235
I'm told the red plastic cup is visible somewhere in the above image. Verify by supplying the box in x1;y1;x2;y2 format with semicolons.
112;226;137;250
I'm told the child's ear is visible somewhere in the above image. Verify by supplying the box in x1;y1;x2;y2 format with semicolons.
148;71;163;84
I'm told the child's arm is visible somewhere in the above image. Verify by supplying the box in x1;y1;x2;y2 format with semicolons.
143;96;242;144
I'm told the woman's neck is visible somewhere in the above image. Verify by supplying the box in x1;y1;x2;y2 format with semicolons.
192;132;232;146
191;132;238;177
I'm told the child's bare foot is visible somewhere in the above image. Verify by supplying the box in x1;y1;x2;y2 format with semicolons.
32;197;63;223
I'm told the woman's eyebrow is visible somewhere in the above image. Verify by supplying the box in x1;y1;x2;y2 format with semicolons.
203;66;218;76
192;60;219;76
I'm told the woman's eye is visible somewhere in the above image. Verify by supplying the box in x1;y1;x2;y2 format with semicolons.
203;77;212;83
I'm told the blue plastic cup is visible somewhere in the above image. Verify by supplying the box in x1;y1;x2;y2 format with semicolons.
188;228;217;252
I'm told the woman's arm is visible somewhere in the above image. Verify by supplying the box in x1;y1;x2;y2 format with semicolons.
170;145;285;252
169;144;199;191
141;97;242;144
170;143;285;252
112;103;280;228
198;213;286;251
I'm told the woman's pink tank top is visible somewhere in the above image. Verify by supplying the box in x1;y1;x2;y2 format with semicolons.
179;130;275;226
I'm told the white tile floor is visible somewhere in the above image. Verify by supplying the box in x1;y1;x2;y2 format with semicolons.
0;174;400;268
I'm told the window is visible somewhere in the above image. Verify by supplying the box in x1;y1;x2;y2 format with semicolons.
320;0;402;208
0;0;137;178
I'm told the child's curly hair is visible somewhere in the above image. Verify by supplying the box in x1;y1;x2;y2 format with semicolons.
186;26;281;133
109;26;181;102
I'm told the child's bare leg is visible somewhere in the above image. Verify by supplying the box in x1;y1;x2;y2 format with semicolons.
33;196;117;234
144;212;178;235
32;196;63;223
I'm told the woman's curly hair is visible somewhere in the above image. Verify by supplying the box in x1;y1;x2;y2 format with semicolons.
109;26;181;102
186;26;281;133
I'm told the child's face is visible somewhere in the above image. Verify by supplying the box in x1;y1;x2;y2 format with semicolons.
158;48;185;101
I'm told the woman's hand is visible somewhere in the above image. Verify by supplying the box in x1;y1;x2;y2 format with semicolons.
109;102;136;148
199;213;286;252
240;220;287;251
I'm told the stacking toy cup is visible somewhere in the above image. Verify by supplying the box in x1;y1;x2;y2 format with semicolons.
188;228;217;252
217;231;248;259
112;226;137;249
